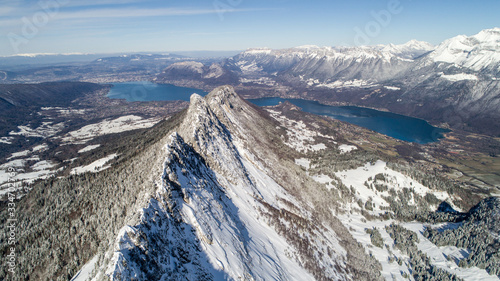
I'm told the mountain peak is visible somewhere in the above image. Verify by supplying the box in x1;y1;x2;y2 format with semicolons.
206;85;238;103
183;85;242;117
378;39;434;59
402;39;434;49
429;27;500;73
178;86;251;183
294;45;321;50
476;27;500;35
242;48;273;55
206;86;249;117
473;27;500;44
188;92;206;108
182;85;254;131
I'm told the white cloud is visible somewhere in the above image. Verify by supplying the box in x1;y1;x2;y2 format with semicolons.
53;7;253;20
64;0;145;7
0;6;259;27
0;4;260;31
0;6;16;15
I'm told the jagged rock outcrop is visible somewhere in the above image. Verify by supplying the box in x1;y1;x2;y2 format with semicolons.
90;86;378;280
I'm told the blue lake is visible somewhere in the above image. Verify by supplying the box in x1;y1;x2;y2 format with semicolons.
107;82;448;144
249;97;448;144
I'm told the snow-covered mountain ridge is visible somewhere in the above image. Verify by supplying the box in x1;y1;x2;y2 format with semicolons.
2;85;498;280
376;39;435;59
89;86;370;280
229;28;500;81
156;28;500;136
231;42;420;82
429;28;500;73
69;86;497;281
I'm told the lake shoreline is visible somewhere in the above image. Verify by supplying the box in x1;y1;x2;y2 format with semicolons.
107;82;448;144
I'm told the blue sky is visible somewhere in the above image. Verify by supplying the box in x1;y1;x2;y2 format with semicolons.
1;0;499;56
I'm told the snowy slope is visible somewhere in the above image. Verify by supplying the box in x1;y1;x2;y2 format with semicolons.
377;40;434;59
300;157;498;280
70;154;118;175
233;44;414;83
429;28;500;73
403;223;498;281
83;86;351;280
65;85;500;281
60;115;160;144
230;29;499;83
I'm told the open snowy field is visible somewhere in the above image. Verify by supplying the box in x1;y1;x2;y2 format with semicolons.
60;115;161;144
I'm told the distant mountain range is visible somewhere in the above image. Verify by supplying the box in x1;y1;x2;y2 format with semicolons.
156;28;500;136
0;51;240;71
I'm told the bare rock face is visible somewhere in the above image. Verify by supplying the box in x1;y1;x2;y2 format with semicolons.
177;86;250;183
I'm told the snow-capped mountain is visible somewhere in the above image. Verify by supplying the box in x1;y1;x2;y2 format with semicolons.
72;87;498;280
157;40;434;87
224;28;499;83
86;86;375;280
428;28;500;74
155;28;500;136
395;28;500;133
376;39;434;59
230;44;416;82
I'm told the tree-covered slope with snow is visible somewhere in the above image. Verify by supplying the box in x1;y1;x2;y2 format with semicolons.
1;86;497;281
